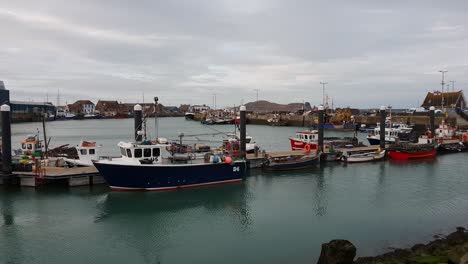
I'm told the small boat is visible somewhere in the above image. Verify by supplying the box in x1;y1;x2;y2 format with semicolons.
225;133;258;154
185;112;195;120
267;115;287;126
63;140;100;167
289;130;319;150
341;150;386;163
438;142;467;153
387;143;437;160
19;134;43;156
262;154;320;171
366;123;414;145
289;130;358;151
321;152;342;162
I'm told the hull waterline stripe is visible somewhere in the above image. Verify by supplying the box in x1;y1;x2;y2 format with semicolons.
109;178;243;191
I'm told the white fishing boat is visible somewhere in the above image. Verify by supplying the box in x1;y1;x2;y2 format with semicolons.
341;149;386;163
366;124;413;145
63;140;101;167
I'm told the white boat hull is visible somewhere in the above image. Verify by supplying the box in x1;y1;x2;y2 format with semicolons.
343;150;386;163
63;158;95;167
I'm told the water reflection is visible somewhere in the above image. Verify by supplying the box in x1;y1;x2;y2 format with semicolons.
0;187;24;264
96;182;252;229
94;183;252;263
314;164;328;216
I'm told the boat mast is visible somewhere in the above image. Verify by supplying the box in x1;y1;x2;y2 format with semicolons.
42;109;49;158
154;96;159;141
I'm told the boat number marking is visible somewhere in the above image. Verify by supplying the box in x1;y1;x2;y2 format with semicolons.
233;167;240;172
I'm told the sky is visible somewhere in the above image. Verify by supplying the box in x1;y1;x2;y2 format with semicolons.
0;0;467;108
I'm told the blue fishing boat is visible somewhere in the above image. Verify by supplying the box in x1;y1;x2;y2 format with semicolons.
94;141;247;191
93;101;247;191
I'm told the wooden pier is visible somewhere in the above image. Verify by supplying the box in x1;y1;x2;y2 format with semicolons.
13;166;104;187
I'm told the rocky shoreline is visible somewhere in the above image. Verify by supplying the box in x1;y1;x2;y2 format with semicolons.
318;227;468;264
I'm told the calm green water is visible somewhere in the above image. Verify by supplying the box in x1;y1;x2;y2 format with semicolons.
1;118;468;264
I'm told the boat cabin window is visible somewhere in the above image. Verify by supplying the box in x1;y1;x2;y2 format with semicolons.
28;144;33;150
89;149;95;155
246;138;251;143
144;148;151;158
120;147;126;156
134;148;142;158
126;149;132;158
22;143;26;149
153;148;160;157
80;149;87;155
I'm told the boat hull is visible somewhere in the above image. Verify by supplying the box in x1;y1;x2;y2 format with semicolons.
367;137;395;146
437;143;467;154
343;150;386;163
93;160;247;191
321;152;342;162
388;149;437;160
262;156;319;171
289;138;318;150
184;113;195;120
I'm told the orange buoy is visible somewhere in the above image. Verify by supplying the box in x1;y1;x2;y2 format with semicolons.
304;144;311;154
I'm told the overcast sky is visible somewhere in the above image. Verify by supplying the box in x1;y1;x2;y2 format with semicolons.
0;0;466;108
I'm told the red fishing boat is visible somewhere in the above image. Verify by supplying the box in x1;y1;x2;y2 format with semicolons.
388;141;437;160
388;149;437;160
289;130;358;151
289;130;319;150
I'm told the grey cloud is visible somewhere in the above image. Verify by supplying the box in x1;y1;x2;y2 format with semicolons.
0;0;467;108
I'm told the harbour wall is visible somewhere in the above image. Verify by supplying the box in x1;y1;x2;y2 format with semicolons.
194;113;454;129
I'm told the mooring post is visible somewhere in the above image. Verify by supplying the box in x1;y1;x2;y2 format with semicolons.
240;105;246;159
379;106;386;149
134;104;143;142
318;105;324;152
429;106;435;137
1;104;12;175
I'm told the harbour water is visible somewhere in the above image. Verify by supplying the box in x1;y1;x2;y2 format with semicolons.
2;118;468;263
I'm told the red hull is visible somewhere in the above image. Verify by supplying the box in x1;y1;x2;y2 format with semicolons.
289;138;318;150
388;149;437;160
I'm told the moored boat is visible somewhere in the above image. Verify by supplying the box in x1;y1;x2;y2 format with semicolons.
342;149;386;163
64;140;100;167
93;102;248;191
93;141;247;191
262;154;319;171
289;130;358;151
184;112;195;120
366;123;414;145
225;133;258;154
387;142;437;160
289;130;319;150
267;114;287;126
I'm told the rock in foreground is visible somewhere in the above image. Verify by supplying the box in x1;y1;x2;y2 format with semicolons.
317;239;357;264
